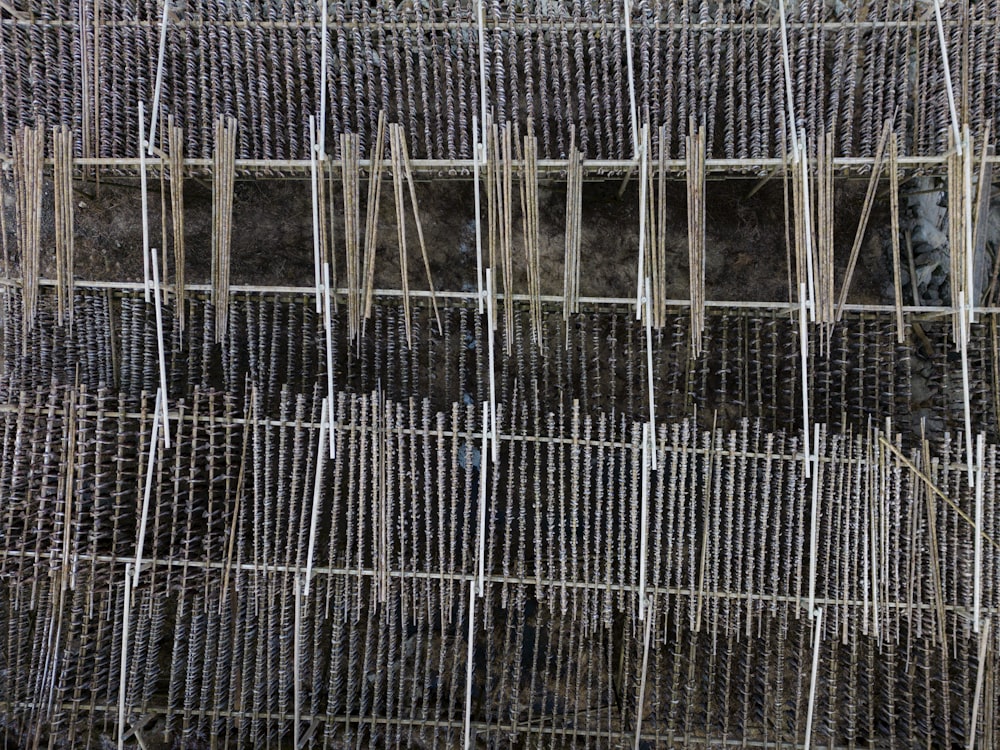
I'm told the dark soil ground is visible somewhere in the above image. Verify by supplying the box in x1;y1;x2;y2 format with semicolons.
2;171;890;305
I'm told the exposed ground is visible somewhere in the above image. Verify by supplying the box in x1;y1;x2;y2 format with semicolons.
3;172;890;305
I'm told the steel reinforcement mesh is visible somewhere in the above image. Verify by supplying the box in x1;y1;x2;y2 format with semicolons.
2;0;1000;161
1;288;1000;746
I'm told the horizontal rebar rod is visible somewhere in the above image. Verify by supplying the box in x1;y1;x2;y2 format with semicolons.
0;548;986;615
0;400;985;476
1;16;994;33
0;699;864;750
7;276;1000;316
0;154;986;177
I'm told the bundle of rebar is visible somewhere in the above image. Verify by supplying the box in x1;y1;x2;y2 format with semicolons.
210;117;236;343
12;125;44;348
51;125;74;329
167;117;186;331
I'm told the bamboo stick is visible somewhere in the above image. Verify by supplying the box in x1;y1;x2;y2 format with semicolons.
52;125;74;329
399;123;442;335
341;133;361;340
362;111;387;323
836;120;893;320
167;118;186;330
889;132;904;343
390;124;412;346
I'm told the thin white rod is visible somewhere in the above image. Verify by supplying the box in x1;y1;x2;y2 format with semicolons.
638;423;650;620
964;127;975;320
323;262;335;459
477;401;489;597
310;117;323;313
803;607;823;750
633;595;654;750
870;446;880;640
318;0;328;157
968;617;991;750
799;283;811;478
777;0;799;157
636;126;648;318
959;291;974;487
485;269;498;462
973;433;985;631
29;275;1000;314
117;562;132;750
644;277;656;470
623;0;639;158
808;423;820;614
931;0;962;155
304;397;329;597
476;0;488;146
800;138;816;319
150;248;170;446
293;574;302;749
146;0;170;154
463;583;476;749
473;116;484;314
132;388;161;589
139;102;150;302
